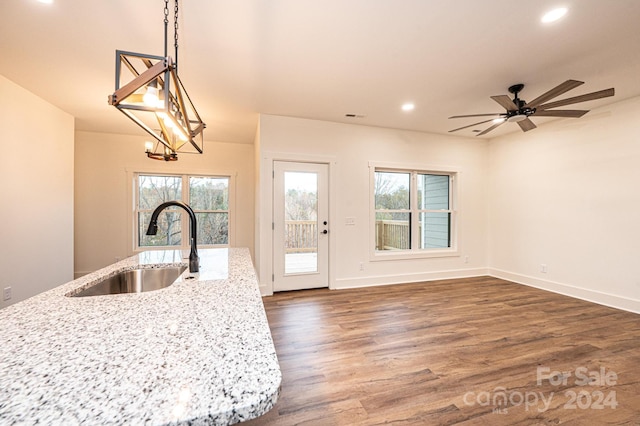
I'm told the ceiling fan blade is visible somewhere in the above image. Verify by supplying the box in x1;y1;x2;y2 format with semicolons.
476;121;505;136
536;88;615;110
449;119;496;133
491;95;518;112
525;80;584;108
517;118;537;132
449;113;504;119
534;109;589;118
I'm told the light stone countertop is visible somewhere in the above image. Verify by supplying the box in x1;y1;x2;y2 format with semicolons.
0;248;281;425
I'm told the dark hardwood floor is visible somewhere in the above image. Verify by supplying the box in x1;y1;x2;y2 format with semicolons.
247;276;640;425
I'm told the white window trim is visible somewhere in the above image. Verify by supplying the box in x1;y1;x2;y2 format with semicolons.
126;168;236;254
368;161;460;261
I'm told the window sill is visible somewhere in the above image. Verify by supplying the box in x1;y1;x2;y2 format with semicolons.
370;248;459;262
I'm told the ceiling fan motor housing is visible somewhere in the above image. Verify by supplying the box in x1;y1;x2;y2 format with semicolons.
507;98;535;121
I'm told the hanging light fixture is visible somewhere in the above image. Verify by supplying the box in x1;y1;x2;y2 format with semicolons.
108;0;205;161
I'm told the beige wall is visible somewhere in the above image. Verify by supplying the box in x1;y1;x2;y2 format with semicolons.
0;74;74;309
5;67;638;314
488;96;640;313
256;115;489;294
74;131;255;276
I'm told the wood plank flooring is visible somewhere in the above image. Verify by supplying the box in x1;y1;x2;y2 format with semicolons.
246;277;640;425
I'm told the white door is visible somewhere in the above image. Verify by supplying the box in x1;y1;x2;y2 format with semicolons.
273;161;329;291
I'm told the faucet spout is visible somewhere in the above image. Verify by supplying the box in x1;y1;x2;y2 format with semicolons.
146;201;199;273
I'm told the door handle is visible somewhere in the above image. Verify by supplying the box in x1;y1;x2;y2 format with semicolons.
322;230;328;234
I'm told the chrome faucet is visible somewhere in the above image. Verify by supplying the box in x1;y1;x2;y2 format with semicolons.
146;201;199;273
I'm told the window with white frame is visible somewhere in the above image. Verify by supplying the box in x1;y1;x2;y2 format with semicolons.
135;173;231;249
373;167;456;256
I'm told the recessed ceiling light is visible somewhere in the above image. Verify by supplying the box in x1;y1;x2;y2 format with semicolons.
38;0;54;3
541;7;568;23
401;103;415;112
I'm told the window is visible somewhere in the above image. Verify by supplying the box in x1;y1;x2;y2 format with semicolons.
135;173;231;250
372;166;456;258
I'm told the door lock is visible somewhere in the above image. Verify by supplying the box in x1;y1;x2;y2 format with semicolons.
322;229;328;234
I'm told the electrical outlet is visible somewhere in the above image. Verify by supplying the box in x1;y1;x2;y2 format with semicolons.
3;287;11;301
359;262;364;271
464;255;469;264
541;264;548;273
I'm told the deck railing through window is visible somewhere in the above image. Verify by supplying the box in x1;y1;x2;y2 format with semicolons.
284;220;418;252
285;220;317;253
375;220;411;250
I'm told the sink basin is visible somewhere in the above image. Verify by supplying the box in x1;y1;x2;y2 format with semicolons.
71;266;187;297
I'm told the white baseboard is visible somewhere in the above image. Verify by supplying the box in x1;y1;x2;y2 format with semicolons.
259;267;640;315
489;268;640;314
334;267;490;290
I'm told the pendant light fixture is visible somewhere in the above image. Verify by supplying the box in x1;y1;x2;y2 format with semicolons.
108;0;205;161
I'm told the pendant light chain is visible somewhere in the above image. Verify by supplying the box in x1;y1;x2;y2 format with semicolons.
163;0;169;58
162;0;178;71
174;0;179;73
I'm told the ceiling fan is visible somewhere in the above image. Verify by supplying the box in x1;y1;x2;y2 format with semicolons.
448;80;615;136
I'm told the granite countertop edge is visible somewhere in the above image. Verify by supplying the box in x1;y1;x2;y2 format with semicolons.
0;248;281;426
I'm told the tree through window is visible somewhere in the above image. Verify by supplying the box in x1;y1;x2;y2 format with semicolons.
136;173;230;249
374;168;455;253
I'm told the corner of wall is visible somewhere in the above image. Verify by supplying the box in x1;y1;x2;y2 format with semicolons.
1;74;74;307
489;268;640;314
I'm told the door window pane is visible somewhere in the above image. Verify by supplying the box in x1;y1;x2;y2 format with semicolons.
284;171;318;274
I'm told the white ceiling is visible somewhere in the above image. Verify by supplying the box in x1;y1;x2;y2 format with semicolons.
3;0;640;144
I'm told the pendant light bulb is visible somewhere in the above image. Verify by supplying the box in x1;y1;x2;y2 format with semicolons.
143;81;159;107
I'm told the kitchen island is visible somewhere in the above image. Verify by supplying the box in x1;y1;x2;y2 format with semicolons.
0;248;281;425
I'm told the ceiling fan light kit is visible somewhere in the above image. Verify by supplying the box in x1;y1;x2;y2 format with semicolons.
448;80;615;136
507;115;527;123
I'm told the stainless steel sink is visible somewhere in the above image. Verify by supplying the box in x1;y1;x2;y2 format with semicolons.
71;266;187;297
